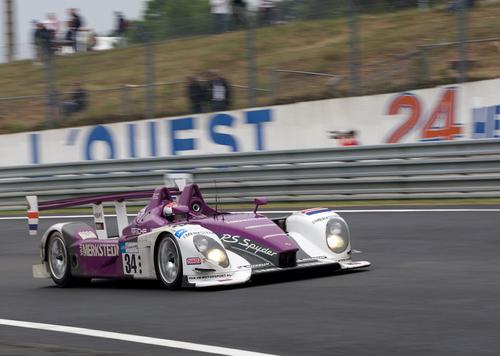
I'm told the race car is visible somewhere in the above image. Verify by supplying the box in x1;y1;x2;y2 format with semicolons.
27;176;370;289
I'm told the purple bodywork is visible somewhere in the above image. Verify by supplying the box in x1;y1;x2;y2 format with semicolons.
40;184;299;279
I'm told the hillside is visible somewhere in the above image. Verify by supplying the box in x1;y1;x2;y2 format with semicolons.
0;3;499;133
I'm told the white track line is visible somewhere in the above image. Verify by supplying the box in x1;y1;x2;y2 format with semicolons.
0;318;276;356
1;209;500;220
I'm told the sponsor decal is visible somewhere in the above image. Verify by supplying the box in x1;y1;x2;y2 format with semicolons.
250;262;272;269
186;257;202;265
188;273;233;281
312;216;331;224
302;208;331;216
78;230;97;240
174;229;212;239
174;229;188;238
79;243;119;257
120;242;139;254
131;227;149;235
220;234;277;257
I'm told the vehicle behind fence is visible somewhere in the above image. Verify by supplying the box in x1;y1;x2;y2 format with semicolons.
0;0;498;132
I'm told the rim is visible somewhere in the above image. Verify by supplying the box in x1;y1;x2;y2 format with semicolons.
158;238;180;284
48;236;67;280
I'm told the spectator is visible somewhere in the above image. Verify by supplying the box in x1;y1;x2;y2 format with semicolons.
232;0;247;28
259;0;276;26
208;71;231;112
114;11;128;36
33;21;52;64
45;13;60;39
448;0;475;11
114;11;128;47
210;0;231;33
186;76;207;114
65;8;83;52
63;83;87;116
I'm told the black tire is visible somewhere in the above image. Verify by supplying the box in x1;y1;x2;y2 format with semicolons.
46;232;74;287
46;232;91;288
154;234;183;289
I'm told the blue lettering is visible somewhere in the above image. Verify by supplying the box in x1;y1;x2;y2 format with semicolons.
209;114;239;152
84;125;115;160
171;117;196;155
128;123;137;158
29;133;40;164
148;121;157;157
245;109;272;151
472;105;500;139
65;128;79;146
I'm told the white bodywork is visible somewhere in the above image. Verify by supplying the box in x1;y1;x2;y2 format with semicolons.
286;209;371;270
33;208;369;288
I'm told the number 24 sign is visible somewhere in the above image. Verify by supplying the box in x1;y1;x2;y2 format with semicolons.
385;88;463;143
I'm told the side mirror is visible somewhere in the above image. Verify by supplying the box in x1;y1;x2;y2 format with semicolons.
253;197;268;214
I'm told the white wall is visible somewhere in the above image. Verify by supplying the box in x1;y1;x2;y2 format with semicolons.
2;78;500;166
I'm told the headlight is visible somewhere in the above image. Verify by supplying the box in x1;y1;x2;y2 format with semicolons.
325;218;349;253
193;235;229;268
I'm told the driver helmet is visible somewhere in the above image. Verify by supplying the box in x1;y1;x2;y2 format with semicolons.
163;201;177;220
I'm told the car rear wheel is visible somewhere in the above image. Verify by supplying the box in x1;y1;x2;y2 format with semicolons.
47;232;90;287
47;232;73;287
155;234;183;289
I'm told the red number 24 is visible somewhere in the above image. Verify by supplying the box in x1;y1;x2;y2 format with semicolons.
386;88;462;143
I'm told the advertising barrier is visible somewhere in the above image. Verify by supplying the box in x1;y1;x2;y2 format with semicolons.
1;78;500;166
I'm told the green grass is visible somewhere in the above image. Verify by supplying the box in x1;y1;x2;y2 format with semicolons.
1;3;500;133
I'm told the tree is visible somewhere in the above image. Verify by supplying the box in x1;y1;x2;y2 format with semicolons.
129;0;212;42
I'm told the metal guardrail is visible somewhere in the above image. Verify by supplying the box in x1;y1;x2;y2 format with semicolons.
0;139;499;210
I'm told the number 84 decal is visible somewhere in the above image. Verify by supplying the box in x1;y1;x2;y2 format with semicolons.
385;87;463;143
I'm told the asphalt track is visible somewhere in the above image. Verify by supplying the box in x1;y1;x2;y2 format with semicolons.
1;209;499;355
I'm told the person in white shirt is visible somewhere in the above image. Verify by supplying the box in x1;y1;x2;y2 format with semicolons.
210;0;232;33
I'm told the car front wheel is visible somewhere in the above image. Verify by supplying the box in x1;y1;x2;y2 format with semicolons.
155;234;183;289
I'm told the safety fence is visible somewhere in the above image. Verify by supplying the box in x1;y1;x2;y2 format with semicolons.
0;139;499;210
2;0;498;134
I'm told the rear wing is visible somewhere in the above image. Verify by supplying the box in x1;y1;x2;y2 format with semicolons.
26;188;180;238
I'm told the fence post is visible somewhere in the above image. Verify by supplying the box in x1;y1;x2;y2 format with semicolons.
246;11;257;107
348;0;360;96
121;85;131;117
44;49;58;128
418;0;429;9
269;69;278;103
457;0;468;83
5;0;15;62
144;30;156;119
417;46;429;85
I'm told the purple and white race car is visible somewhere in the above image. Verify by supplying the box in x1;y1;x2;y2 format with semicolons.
27;177;370;289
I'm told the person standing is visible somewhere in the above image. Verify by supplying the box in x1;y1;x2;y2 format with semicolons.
210;0;231;33
208;71;231;112
66;8;83;52
186;76;206;114
33;22;52;64
114;11;128;47
232;0;247;28
63;83;88;116
259;0;276;26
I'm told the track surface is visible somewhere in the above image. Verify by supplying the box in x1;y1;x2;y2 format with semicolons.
1;210;499;355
